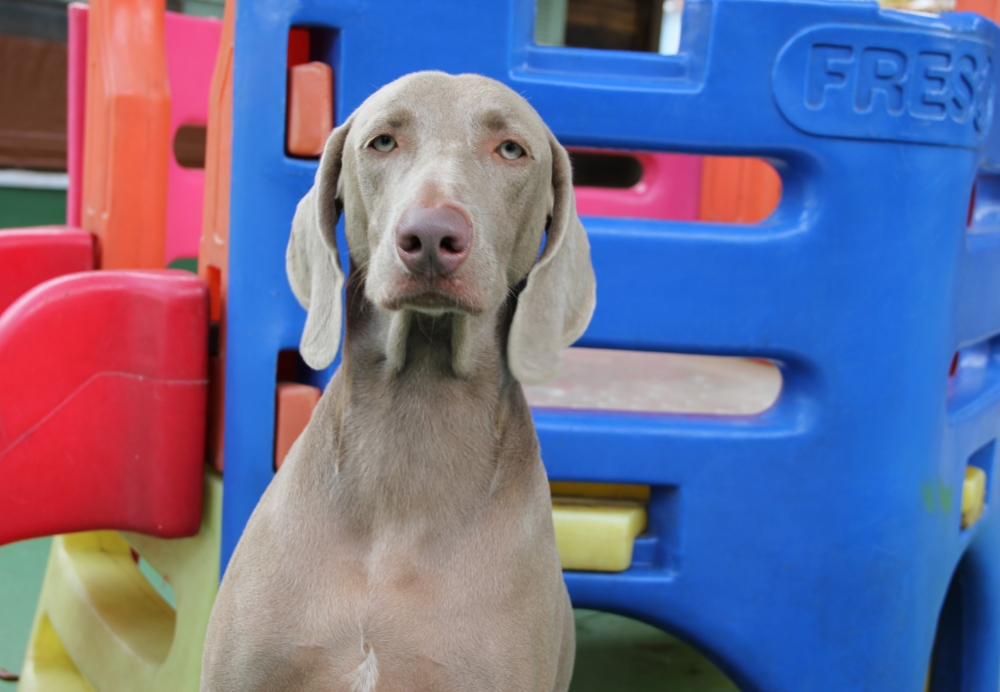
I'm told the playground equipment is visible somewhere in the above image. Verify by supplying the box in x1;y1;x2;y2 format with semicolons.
5;0;1000;689
1;0;224;688
220;2;1000;692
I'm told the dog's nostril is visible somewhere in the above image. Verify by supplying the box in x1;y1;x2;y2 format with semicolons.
439;235;464;254
400;234;422;253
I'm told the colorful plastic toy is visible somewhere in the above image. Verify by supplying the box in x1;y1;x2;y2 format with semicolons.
1;0;224;688
221;3;1000;691
67;3;221;265
0;270;208;546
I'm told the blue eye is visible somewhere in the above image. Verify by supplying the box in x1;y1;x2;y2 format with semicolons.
371;135;397;152
498;141;523;160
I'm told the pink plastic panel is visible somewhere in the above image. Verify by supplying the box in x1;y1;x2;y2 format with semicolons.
66;3;87;227
66;6;221;264
572;151;703;221
0;270;208;545
164;11;222;265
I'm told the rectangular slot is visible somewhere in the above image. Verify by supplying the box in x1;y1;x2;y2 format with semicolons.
285;27;338;159
946;336;1000;418
568;149;781;224
274;349;323;470
962;440;993;529
524;347;782;416
535;0;664;53
967;172;1000;234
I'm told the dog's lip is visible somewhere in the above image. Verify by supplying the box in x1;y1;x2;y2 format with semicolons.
382;276;485;314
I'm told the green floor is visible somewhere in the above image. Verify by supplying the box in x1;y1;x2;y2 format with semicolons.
0;538;50;676
0;187;66;229
0;536;737;690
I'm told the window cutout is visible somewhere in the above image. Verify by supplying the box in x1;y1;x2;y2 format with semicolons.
573;609;741;690
173;125;207;169
567;0;663;52
570;151;643;188
523;348;782;415
946;337;1000;416
536;0;686;55
275;349;324;470
968;440;994;500
567;149;781;224
658;0;684;54
963;440;992;528
286;27;337;159
967;173;1000;233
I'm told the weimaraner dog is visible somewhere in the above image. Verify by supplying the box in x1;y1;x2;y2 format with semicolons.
200;71;596;692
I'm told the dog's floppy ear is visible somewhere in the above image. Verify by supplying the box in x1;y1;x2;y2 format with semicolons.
508;132;597;385
286;117;353;370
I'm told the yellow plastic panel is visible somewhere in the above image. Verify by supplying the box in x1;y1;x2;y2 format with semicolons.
18;614;94;692
552;498;646;572
962;466;987;529
18;471;221;692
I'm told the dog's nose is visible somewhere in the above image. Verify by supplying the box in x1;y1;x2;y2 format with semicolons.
395;206;472;277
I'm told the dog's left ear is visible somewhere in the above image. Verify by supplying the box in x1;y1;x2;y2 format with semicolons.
508;132;597;385
286;116;354;370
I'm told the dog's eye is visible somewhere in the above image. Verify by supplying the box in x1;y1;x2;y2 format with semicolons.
370;135;397;152
498;141;524;160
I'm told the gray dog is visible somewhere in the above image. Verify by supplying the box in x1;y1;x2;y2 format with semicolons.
200;71;596;692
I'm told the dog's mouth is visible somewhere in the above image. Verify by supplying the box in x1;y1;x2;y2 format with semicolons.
382;276;486;315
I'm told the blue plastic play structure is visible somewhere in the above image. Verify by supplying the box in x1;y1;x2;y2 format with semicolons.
223;0;1000;689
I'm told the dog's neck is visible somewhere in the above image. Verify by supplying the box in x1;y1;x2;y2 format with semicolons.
326;270;530;530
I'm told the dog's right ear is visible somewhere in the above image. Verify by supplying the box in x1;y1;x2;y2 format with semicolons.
286;116;353;370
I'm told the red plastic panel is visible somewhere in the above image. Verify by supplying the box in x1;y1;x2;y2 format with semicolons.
0;226;94;315
0;270;208;545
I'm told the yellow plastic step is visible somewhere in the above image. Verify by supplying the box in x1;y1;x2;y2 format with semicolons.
552;497;647;572
962;466;987;529
17;471;221;692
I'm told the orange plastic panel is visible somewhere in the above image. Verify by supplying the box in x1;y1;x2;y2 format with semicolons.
274;383;322;470
81;0;171;269
698;156;781;224
286;61;333;158
956;0;1000;20
199;0;235;472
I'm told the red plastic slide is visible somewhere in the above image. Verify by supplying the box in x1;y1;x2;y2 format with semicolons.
0;227;94;314
0;270;208;545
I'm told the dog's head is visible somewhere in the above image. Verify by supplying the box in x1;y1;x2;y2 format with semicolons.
287;71;595;384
